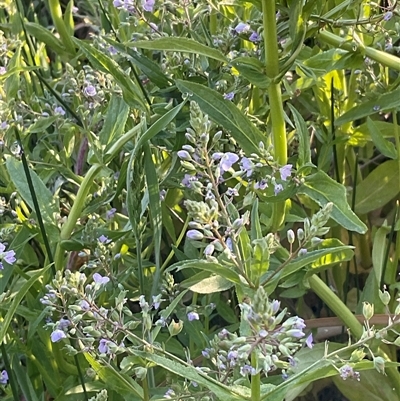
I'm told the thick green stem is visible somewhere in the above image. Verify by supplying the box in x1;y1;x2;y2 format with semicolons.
308;274;363;339
251;352;261;401
318;30;400;72
209;9;217;36
55;164;102;270
262;0;287;231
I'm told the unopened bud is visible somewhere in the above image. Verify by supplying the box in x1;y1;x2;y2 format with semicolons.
177;150;191;160
287;229;295;244
168;320;183;336
379;289;391;306
363;302;374;321
186;230;204;240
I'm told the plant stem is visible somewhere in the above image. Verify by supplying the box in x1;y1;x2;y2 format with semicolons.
54;164;102;270
308;274;363;338
251;352;261;401
262;0;287;230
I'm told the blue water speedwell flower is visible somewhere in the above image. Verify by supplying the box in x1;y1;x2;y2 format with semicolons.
187;311;199;321
220;152;239;172
274;183;284;195
51;329;67;343
0;243;16;269
93;273;110;285
0;370;8;384
223;92;234;101
98;234;111;244
106;208;117;219
84;85;97;97
57;318;70;330
383;11;393;21
0;66;6;75
142;0;155;12
235;22;250;34
54;106;66;116
339;364;360;381
113;0;123;6
249;32;260;42
255;179;268;190
80;300;90;311
305;333;313;348
279;164;292;181
99;338;110;354
240;157;253;177
240;364;256;376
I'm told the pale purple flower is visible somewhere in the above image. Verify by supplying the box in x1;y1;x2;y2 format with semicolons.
223;92;234;101
164;389;175;399
339;364;360;381
181;173;196;188
279;164;292;181
0;66;6;75
240;157;253;177
226;237;233;251
226;187;239;196
255;179;268;190
0;243;16;269
57;318;70;330
113;0;123;6
286;329;305;338
249;32;260;42
298;248;308;256
93;272;110;285
51;329;67;343
271;300;280;314
108;46;118;55
292;317;306;330
98;234;111;244
240;364;256;376
235;22;250;34
0;370;8;385
220;152;239;172
80;300;90;311
98;338;110;354
305;333;313;348
54;106;66;116
106;208;117;219
152;295;162;309
187;311;199;321
142;0;155;12
84;85;97;97
274;183;284;195
383;11;393;21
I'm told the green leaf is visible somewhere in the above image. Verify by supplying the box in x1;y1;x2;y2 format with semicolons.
367;117;397;159
99;94;130;146
25;22;67;56
130;37;228;63
132;350;250;401
231;57;270;89
355;160;399;214
166;260;242;285
288;104;311;168
83;352;143;400
175;80;266;155
6;157;58;227
188;275;234;294
336;88;400;126
27;116;59;134
4;45;21;101
103;37;172;88
299;170;367;233
0;265;52;345
73;38;147;111
11;356;40;401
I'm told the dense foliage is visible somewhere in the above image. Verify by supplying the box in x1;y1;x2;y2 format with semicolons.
0;0;400;400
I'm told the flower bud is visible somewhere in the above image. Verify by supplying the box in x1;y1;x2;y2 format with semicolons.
287;229;295;244
379;289;390;306
186;230;204;240
177;150;191;160
182;145;195;153
134;367;147;380
363;302;374;321
168;320;183;336
373;356;385;374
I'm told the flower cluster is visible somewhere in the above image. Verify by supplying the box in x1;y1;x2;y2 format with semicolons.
0;242;16;269
201;287;312;382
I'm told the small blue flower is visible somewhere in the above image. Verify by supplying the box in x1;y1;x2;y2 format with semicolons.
220;152;239;172
383;11;393;21
51;329;67;343
80;300;90;311
305;333;314;349
339;364;360;381
0;370;8;385
164;389;175;399
240;157;253;177
255;179;268;190
98;235;111;244
98;338;110;354
54;106;66;116
223;92;234;101
279;164;292;181
249;32;260;42
142;0;155;12
240;364;256;376
0;243;16;269
93;272;110;285
0;66;6;75
106;208;117;219
274;183;284;195
84;85;97;97
57;318;70;330
235;22;250;34
187;311;199;321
